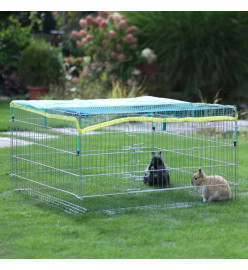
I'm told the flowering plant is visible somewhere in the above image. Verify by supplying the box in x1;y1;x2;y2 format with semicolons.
141;48;157;64
70;12;142;83
72;12;138;60
67;12;158;99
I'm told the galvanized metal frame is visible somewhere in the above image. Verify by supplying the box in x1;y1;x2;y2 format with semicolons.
10;102;238;213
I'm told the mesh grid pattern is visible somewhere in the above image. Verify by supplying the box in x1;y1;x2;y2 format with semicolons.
10;97;238;212
11;96;237;118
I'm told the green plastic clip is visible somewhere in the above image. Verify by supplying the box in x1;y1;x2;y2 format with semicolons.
10;107;15;121
77;135;81;155
233;121;238;146
152;122;156;131
162;123;166;131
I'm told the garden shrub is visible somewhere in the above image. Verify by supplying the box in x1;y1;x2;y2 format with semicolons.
19;40;65;87
0;16;32;96
123;11;248;104
0;16;32;71
66;12;152;99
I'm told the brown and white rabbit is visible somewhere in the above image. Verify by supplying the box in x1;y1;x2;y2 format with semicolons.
191;168;231;202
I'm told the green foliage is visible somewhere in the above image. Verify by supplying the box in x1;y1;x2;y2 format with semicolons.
123;11;248;103
28;11;43;32
0;100;12;131
108;80;145;98
19;41;65;87
0;16;32;72
40;12;56;34
59;32;84;57
68;75;110;100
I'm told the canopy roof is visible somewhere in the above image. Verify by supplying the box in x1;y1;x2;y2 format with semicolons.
11;96;237;118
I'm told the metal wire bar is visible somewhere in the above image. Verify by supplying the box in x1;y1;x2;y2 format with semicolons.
12;155;80;177
10;106;238;212
12;174;82;199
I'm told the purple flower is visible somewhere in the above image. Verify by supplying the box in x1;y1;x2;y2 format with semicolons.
86;34;94;41
110;51;118;59
116;43;122;52
98;11;109;18
100;20;108;29
86;15;98;27
81;37;88;44
116;20;128;31
96;16;103;25
117;53;126;61
66;55;74;64
79;29;87;38
102;39;109;46
77;57;83;64
108;30;117;39
76;40;83;48
126;26;138;34
122;33;134;44
71;31;80;41
108;14;114;22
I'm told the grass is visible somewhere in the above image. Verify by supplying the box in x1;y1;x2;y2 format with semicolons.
0;142;248;259
0;100;248;258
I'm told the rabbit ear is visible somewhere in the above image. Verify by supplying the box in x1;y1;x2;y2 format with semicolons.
199;168;203;175
152;152;155;156
158;151;162;156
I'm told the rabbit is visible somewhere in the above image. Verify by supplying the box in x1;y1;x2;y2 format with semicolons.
144;151;170;187
191;168;231;202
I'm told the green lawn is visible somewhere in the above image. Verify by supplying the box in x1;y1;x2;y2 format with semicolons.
0;100;248;258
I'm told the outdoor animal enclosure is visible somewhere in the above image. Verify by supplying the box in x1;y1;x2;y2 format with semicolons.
10;97;238;213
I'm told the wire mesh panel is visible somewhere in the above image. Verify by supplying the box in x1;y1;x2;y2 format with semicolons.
10;97;238;212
